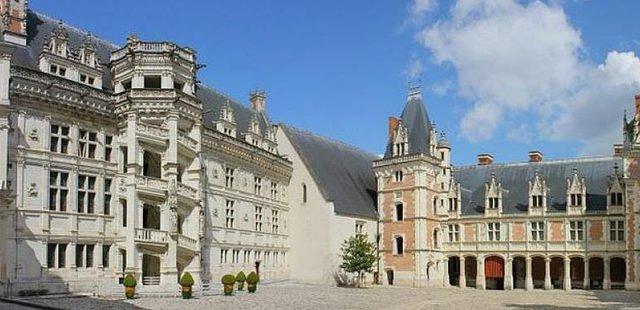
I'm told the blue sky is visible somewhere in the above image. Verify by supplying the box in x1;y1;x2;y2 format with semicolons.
30;0;640;165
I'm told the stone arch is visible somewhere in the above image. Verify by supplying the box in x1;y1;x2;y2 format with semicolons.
448;256;461;286
589;256;604;289
484;255;505;290
531;256;546;289
550;256;565;289
384;268;395;285
511;256;526;289
463;255;477;288
610;257;626;289
570;256;585;289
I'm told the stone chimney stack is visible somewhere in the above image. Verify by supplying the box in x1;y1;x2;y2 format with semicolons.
528;151;543;163
250;90;267;112
0;0;27;45
477;154;494;166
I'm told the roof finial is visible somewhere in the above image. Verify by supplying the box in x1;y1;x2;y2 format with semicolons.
408;80;422;100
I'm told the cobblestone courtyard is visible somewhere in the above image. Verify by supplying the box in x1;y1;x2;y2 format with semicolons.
7;282;640;310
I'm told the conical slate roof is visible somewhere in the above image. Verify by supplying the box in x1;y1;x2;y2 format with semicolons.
385;90;433;157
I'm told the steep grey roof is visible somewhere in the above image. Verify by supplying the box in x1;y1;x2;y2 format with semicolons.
197;85;271;137
385;93;433;157
281;125;377;219
453;156;621;215
11;11;119;90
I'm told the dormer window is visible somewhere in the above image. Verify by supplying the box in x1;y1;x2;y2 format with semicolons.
484;173;502;214
144;76;161;89
528;171;546;209
570;193;582;206
610;192;623;206
532;195;543;207
608;167;624;208
448;197;458;211
488;197;499;209
391;122;408;157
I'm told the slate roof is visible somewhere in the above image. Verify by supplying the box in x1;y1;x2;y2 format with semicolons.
453;156;621;215
281;125;378;219
9;11;272;140
385;92;433;158
12;10;119;90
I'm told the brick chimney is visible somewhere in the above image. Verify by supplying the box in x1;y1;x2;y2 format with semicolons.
528;151;543;163
388;117;399;140
477;154;494;166
249;90;266;112
0;0;27;46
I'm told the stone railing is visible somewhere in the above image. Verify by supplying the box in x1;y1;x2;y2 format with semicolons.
138;123;169;139
111;41;195;62
177;234;199;252
136;175;168;191
135;228;168;244
142;276;161;286
177;132;198;152
177;182;198;200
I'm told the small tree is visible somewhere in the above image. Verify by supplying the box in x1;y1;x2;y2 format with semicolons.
339;234;376;287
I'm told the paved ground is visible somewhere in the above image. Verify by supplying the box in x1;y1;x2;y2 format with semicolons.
13;282;640;310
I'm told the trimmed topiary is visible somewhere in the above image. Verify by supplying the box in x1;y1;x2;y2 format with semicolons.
221;274;236;295
123;274;137;299
180;272;194;299
246;271;259;293
236;271;246;291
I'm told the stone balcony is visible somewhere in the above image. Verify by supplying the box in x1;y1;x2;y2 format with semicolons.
177;131;198;155
136;175;168;198
135;228;168;249
177;234;199;254
137;123;169;145
177;182;198;204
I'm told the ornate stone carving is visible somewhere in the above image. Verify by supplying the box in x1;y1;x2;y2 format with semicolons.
212;208;218;217
28;183;38;197
28;128;39;142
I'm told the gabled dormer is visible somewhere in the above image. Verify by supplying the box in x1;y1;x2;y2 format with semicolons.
608;164;625;213
78;35;99;69
446;177;461;218
429;125;437;156
263;126;278;154
216;100;237;137
245;114;263;147
566;168;586;214
45;22;70;58
528;170;547;215
485;172;502;217
391;121;409;157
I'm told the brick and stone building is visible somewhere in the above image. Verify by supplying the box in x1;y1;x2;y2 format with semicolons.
375;86;640;291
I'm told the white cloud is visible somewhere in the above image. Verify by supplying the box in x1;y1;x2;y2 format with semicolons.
430;80;452;95
415;0;640;155
405;54;424;80
407;0;438;25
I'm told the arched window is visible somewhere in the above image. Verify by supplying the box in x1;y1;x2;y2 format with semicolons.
433;229;439;249
394;236;404;255
302;183;307;203
395;203;403;221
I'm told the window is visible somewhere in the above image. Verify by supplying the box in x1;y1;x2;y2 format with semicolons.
243;250;251;264
254;177;262;195
220;249;228;264
569;221;584;241
49;64;67;77
50;124;70;154
487;222;501;241
143;75;161;88
78;130;97;158
104;135;113;162
225;200;235;228
302;183;307;203
395;203;403;221
255;206;263;232
610;220;625;241
121;199;127;227
394;236;404;255
570;193;583;206
271;210;279;234
532;195;543;207
104;178;112;215
610;192;623;206
47;243;67;268
355;221;365;235
232;250;240;264
448;198;458;211
225;167;235;188
531;221;545;241
49;64;58;74
102;245;110;268
394;170;404;182
49;171;69;211
80;74;87;83
77;175;96;213
270;182;278;200
447;224;459;242
488;197;499;209
76;244;94;268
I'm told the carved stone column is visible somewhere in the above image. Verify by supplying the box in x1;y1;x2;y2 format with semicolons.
544;257;552;290
583;257;590;289
525;256;533;290
504;257;513;290
459;256;466;288
563;257;572;290
604;257;611;289
476;256;485;290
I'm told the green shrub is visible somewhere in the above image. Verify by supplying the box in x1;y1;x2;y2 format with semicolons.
236;271;246;282
221;274;236;285
246;272;259;284
123;274;137;288
180;272;194;287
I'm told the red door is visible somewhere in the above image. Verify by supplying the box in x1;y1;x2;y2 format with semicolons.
485;256;504;278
